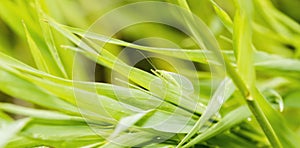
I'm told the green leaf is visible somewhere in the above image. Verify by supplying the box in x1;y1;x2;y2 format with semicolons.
0;111;13;122
177;78;235;146
0;118;31;148
183;106;252;147
138;110;197;133
233;0;255;86
23;22;49;73
0;67;77;114
102;131;170;148
47;17;207;116
210;0;233;33
21;123;101;141
0;103;84;122
109;110;154;139
35;1;69;78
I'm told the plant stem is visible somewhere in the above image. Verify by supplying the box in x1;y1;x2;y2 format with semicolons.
246;96;282;148
215;53;282;148
176;0;282;147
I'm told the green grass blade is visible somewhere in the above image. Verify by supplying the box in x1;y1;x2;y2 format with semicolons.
0;111;13;122
35;1;69;78
65;26;211;64
109;110;154;139
233;0;282;147
252;88;300;147
0;118;31;148
0;51;194;120
177;78;235;146
0;66;77;114
210;0;233;33
23;22;49;73
47;17;207;116
183;106;251;147
63;26;300;75
0;103;84;122
253;0;291;37
19;123;105;146
102;131;170;148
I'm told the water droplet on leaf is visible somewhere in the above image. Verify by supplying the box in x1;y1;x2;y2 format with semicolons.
262;89;284;112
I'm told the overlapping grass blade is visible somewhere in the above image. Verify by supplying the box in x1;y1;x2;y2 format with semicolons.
102;131;171;148
0;118;31;148
47;16;208;116
183;106;253;147
253;0;291;37
0;51;194;118
177;78;235;147
233;0;282;147
23;23;49;73
0;103;84;122
0;51;202;134
0;67;78;114
35;1;69;78
210;0;233;33
109;110;154;139
64;25;300;76
11;122;106;148
0;111;13;122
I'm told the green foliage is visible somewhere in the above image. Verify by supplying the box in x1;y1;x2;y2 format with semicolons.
0;0;299;147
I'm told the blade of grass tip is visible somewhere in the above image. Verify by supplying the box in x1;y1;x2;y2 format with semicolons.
138;110;197;133
210;0;233;33
233;0;282;147
0;118;31;148
35;0;69;78
233;0;255;86
109;110;154;139
178;78;235;147
0;103;84;122
45;15;98;55
15;0;43;38
23;22;50;73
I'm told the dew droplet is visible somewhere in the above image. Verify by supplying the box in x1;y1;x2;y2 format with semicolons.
263;89;284;112
247;117;252;122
